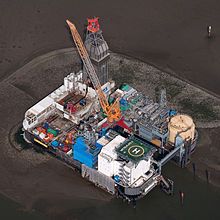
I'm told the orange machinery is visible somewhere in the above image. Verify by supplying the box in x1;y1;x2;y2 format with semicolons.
66;19;121;123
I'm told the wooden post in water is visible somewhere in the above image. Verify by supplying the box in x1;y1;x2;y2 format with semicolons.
192;163;196;178
207;25;212;38
132;197;137;209
179;190;184;206
205;169;209;184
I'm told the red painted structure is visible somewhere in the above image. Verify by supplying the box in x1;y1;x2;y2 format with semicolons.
67;102;77;114
87;17;100;33
116;117;132;132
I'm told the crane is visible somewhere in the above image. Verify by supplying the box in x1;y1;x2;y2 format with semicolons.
66;19;121;123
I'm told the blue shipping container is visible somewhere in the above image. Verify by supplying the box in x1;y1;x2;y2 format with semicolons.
73;137;98;168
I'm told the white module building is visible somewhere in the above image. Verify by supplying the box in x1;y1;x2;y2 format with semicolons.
97;134;156;188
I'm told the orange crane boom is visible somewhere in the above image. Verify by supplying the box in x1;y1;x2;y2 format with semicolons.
66;19;121;122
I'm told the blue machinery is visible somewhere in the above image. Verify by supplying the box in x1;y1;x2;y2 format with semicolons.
73;137;100;168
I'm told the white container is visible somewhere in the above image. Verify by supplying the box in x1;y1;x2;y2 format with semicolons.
39;132;46;140
64;113;70;119
56;103;64;112
97;136;110;147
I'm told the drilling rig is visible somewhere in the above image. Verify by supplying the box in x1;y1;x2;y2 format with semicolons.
66;19;121;123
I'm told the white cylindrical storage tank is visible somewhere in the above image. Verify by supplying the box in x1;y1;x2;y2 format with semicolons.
69;81;74;90
64;77;69;90
168;114;195;144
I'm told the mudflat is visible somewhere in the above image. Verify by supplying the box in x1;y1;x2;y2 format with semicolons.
1;0;220;94
0;47;219;218
0;1;220;219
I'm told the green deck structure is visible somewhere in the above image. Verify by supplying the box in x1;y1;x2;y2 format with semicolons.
120;84;131;92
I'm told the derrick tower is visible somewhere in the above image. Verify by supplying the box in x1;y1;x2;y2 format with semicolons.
83;17;110;85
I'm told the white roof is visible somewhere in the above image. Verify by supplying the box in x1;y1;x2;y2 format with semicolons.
101;135;126;159
29;96;54;115
97;136;110;146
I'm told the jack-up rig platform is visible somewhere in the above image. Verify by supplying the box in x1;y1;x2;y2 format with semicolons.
23;18;197;201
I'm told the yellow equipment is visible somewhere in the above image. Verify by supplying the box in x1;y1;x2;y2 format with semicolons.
66;20;121;122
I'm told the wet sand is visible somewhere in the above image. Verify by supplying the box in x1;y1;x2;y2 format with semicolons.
1;0;220;95
0;48;112;218
0;0;220;218
0;47;219;219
